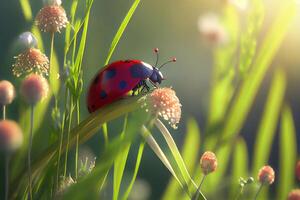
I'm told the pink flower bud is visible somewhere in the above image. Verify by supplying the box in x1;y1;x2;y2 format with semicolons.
0;120;23;152
0;80;15;105
288;189;300;200
258;165;275;185
36;5;69;33
146;88;181;129
200;151;217;175
12;48;49;77
21;74;49;105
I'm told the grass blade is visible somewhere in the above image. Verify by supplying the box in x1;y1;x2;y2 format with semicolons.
155;119;206;200
121;141;145;200
162;118;201;200
252;69;286;173
104;0;141;65
276;105;297;200
19;0;32;21
62;110;150;200
230;138;249;199
220;2;296;143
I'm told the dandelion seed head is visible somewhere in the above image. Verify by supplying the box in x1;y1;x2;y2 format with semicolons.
36;5;69;33
0;80;15;106
0;120;23;152
198;13;228;46
21;74;49;105
288;189;300;200
146;87;181;129
12;48;49;77
258;165;275;185
200;151;217;175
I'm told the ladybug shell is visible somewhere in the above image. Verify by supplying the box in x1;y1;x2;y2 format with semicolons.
87;60;154;113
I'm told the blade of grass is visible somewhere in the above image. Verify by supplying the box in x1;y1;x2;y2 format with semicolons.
113;116;130;200
154;119;206;200
19;0;32;21
62;110;150;200
230;138;249;199
162;118;201;200
252;69;286;174
104;0;141;65
11;95;146;199
220;2;296;144
121;141;145;200
276;105;297;200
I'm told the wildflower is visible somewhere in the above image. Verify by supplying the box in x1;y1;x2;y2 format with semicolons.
20;74;49;105
36;5;69;33
288;189;300;200
200;151;217;175
146;87;181;129
258;165;275;185
197;13;228;46
296;161;300;181
0;120;23;152
0;81;15;106
12;48;49;77
17;32;38;50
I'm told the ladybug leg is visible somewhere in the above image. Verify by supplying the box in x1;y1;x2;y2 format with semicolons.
149;79;159;88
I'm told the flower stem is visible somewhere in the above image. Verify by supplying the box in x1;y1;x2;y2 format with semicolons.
50;33;55;74
75;101;80;180
28;105;34;200
254;183;264;200
234;186;244;200
5;153;10;200
63;96;74;178
193;175;206;200
2;105;6;120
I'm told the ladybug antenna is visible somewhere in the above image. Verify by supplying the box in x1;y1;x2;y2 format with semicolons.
154;48;159;67
159;57;177;69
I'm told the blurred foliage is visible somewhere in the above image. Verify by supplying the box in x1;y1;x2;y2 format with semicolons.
0;0;299;199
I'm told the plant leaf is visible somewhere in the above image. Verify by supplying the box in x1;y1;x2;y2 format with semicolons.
276;105;297;200
162;118;201;200
104;0;141;65
252;69;286;174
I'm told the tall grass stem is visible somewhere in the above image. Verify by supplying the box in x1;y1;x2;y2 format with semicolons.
5;153;10;200
254;183;263;200
28;105;34;200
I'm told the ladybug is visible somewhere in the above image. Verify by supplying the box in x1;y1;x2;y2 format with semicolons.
87;48;176;113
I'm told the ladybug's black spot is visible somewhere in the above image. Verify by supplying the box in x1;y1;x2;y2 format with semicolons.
103;68;116;81
99;90;107;99
119;80;127;90
93;76;99;84
130;64;153;79
124;60;131;63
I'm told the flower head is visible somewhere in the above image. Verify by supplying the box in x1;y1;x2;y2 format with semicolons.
258;165;275;185
0;80;15;106
295;161;300;181
21;74;49;105
198;13;228;46
200;151;217;175
0;120;23;152
36;5;69;33
288;189;300;200
12;48;49;77
146;87;181;129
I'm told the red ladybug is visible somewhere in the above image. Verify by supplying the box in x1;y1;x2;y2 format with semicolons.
87;48;176;113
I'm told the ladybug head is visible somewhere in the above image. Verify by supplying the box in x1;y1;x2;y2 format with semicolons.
150;48;176;85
